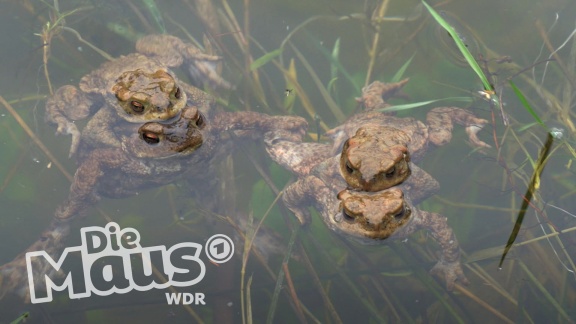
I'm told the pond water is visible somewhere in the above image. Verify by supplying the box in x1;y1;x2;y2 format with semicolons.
1;0;576;323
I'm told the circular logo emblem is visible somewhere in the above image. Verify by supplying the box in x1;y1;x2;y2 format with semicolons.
205;234;234;264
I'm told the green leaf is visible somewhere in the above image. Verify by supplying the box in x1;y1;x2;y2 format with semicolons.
391;53;415;83
283;59;297;111
306;32;359;92
290;44;346;121
141;0;166;33
509;80;545;126
422;1;492;91
499;134;553;268
381;97;473;112
10;312;29;324
250;49;282;71
326;77;338;93
330;37;341;80
516;122;539;132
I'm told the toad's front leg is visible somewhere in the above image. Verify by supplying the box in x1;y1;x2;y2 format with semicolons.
264;128;331;176
218;112;309;143
403;164;440;205
282;176;328;226
80;109;126;150
56;148;130;221
426;107;490;149
45;85;94;157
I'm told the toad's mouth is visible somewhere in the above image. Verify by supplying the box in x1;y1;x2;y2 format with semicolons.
333;213;411;242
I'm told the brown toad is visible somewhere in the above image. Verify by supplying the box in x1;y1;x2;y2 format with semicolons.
57;107;308;220
336;188;466;290
340;125;411;192
340;125;441;201
336;188;411;240
266;126;438;204
45;34;231;157
265;126;466;289
0;103;307;301
0;104;205;301
328;79;490;161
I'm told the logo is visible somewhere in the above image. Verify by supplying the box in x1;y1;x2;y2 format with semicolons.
205;234;235;263
26;222;234;304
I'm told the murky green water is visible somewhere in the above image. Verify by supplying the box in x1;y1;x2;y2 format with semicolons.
1;0;576;322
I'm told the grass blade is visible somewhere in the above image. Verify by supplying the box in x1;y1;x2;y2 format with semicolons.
283;59;297;111
246;275;253;324
509;80;545;126
518;261;572;322
330;37;341;80
422;1;492;91
9;312;29;324
391;53;416;83
250;49;282;71
266;227;302;324
290;43;346;121
307;32;359;92
140;0;166;33
381;97;473;112
499;133;553;267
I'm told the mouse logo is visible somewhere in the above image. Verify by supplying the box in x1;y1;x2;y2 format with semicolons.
26;222;233;304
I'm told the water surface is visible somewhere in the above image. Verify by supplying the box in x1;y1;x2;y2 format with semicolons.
0;0;575;322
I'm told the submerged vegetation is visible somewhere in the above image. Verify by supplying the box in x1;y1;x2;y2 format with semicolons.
1;0;576;322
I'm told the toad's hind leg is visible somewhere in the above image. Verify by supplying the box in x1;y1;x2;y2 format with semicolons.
0;149;131;302
0;218;71;302
404;164;440;205
136;34;233;90
426;107;490;149
411;209;469;290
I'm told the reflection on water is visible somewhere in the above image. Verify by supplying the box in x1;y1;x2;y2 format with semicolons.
1;0;576;322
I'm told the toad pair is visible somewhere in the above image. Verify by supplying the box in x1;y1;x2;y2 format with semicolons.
43;34;308;221
264;80;490;289
0;35;307;301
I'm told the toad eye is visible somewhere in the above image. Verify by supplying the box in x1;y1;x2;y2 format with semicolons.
130;101;145;114
174;87;182;99
345;160;354;174
141;131;160;145
195;112;205;128
385;166;396;178
393;205;405;221
342;209;355;222
269;137;283;145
